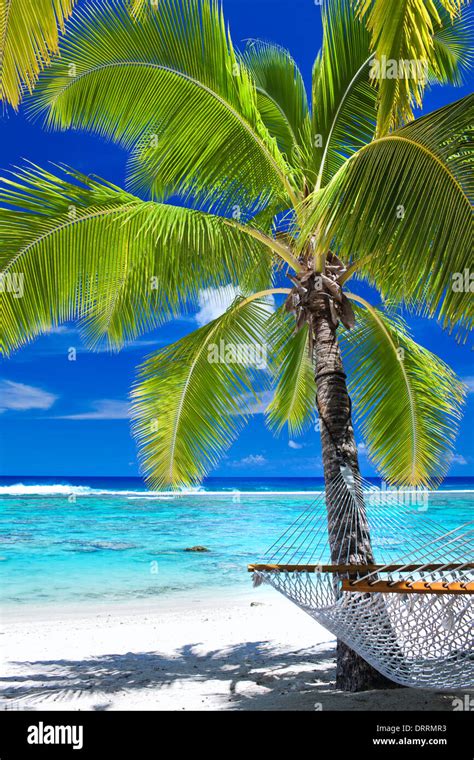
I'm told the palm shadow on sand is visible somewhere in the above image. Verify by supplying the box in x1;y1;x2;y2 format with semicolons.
0;641;462;711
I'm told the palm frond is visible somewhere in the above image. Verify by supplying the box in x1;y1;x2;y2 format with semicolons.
265;309;315;435
29;0;296;212
240;40;312;174
0;164;275;355
341;298;466;486
432;2;474;85
303;95;474;339
131;296;272;489
312;0;377;189
355;0;470;135
129;0;148;17
0;0;75;109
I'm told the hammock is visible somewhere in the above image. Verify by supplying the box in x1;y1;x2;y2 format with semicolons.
249;469;473;690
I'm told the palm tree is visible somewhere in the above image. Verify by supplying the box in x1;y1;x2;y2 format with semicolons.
0;0;472;690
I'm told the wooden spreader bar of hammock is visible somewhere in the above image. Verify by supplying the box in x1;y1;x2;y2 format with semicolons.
248;562;474;573
248;564;474;594
341;580;474;595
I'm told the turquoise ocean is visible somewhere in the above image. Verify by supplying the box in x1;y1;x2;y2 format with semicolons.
0;476;473;609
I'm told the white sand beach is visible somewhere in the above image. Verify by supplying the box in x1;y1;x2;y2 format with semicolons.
0;588;467;711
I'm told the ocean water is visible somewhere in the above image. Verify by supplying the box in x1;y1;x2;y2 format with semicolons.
0;476;473;609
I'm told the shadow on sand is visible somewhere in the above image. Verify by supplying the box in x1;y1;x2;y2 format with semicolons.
0;641;463;711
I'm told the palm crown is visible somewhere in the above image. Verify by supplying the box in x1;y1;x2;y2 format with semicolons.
0;0;472;490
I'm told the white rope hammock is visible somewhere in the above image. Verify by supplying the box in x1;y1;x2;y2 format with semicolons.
249;469;473;690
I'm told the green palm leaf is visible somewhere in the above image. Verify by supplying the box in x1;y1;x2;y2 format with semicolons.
129;0;148;17
266;310;315;435
29;0;296;211
131;296;272;489
341;297;466;486
356;0;470;135
240;40;311;172
303;95;474;338
0;164;277;355
431;2;474;84
312;0;377;189
0;0;75;109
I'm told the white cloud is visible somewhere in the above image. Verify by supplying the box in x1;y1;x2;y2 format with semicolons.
288;440;303;449
357;442;368;456
240;454;267;466
46;325;76;335
195;286;240;327
124;339;163;350
56;400;130;420
239;390;274;414
462;377;474;394
451;453;468;466
195;285;275;327
0;380;58;413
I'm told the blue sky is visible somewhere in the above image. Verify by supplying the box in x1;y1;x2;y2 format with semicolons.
0;0;472;478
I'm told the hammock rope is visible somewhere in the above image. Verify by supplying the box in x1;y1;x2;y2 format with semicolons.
249;469;473;690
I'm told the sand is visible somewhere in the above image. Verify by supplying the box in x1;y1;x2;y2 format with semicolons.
0;587;467;711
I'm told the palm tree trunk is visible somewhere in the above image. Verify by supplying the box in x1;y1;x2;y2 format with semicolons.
311;294;396;692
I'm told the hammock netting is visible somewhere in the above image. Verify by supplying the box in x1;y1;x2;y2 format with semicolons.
249;469;473;690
